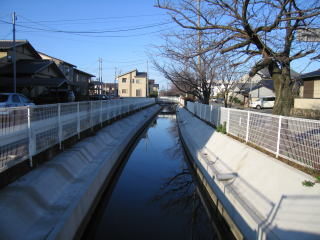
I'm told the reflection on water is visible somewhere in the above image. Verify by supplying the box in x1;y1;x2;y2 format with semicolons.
82;115;225;240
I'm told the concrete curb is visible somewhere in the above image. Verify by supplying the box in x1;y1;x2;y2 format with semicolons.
177;107;320;240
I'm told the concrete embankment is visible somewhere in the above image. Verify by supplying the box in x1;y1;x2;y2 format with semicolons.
0;104;160;240
177;107;320;240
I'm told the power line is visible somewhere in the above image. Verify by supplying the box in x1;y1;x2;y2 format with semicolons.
16;27;173;38
6;16;174;34
18;13;168;23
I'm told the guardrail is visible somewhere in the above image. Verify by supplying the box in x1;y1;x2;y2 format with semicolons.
0;98;155;172
186;101;320;171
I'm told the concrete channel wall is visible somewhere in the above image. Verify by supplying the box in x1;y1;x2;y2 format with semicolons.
0;104;161;240
177;107;320;240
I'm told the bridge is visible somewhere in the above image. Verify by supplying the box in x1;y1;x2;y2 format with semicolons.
0;97;319;240
156;96;181;104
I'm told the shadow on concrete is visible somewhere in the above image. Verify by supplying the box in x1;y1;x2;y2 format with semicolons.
177;108;320;239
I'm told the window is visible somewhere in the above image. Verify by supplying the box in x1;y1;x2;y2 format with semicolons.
136;79;140;84
136;89;141;97
122;78;127;83
122;89;127;94
263;97;275;101
132;79;135;83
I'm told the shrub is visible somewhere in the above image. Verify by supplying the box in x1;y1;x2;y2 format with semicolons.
216;122;226;134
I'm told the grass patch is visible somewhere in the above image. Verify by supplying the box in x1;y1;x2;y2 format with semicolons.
302;180;315;187
216;122;227;134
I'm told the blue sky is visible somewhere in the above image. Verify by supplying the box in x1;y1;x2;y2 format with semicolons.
0;0;175;89
1;0;319;89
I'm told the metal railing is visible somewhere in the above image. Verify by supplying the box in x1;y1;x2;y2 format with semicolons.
0;98;155;172
186;101;320;170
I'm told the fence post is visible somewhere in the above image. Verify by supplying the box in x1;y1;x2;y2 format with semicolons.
210;105;213;123
77;102;80;139
90;101;93;131
27;106;33;167
276;116;282;158
58;103;62;149
205;105;208;121
227;108;230;133
245;111;250;143
202;104;205;120
100;100;103;127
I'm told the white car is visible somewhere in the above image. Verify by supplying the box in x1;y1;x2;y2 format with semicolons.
0;93;34;108
249;96;275;109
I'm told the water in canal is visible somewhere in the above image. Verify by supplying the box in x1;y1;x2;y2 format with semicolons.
82;114;231;240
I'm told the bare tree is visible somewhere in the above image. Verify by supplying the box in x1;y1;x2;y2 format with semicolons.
156;0;320;115
212;56;248;107
152;31;220;104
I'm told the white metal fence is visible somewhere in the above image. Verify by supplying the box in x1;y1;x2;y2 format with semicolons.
186;101;320;171
0;98;155;172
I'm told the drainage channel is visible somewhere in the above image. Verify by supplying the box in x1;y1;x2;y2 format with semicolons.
81;113;234;240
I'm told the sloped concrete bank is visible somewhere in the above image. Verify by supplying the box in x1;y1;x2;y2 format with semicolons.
0;104;161;240
177;107;320;240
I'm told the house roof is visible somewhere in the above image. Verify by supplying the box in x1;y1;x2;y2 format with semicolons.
257;67;300;79
0;40;42;59
243;80;274;94
74;68;95;77
232;83;258;92
117;69;137;78
148;79;155;84
136;72;147;78
38;51;76;67
0;40;28;49
0;59;65;78
117;69;148;78
0;77;69;88
300;69;320;80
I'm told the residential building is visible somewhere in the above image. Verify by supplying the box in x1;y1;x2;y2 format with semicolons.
148;79;159;95
38;51;76;83
39;52;94;99
295;69;320;110
245;80;275;101
117;69;148;97
103;83;118;96
0;40;95;102
74;68;95;98
0;40;42;68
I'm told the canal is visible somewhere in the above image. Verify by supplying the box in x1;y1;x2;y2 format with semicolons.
82;114;233;240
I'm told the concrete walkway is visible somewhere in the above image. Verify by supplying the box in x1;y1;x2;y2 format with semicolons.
0;105;160;240
177;107;320;240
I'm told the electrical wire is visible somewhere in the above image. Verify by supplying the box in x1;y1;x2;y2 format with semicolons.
2;17;173;34
18;13;167;23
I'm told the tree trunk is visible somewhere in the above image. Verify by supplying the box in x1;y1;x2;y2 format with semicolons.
202;90;210;104
270;64;295;116
224;92;229;108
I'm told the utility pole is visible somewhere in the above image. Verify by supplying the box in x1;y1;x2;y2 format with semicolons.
98;58;103;95
100;58;103;95
12;12;17;93
146;60;149;97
